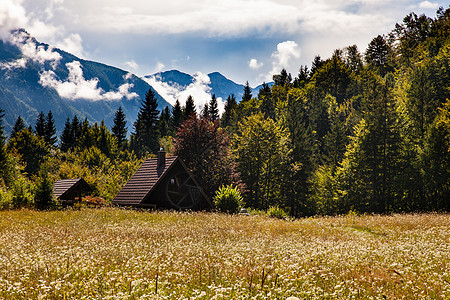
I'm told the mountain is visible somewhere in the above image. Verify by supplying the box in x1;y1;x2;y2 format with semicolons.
148;70;272;102
0;29;171;135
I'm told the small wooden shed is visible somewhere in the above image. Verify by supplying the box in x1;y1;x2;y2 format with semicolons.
112;151;212;210
53;178;91;205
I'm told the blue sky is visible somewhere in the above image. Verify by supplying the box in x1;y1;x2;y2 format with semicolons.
1;0;445;87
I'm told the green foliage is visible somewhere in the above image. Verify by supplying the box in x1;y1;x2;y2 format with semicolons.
310;165;338;215
183;95;196;119
209;94;219;121
233;113;293;210
213;185;243;214
221;94;237;128
7;128;49;176
112;106;128;149
0;185;13;210
267;205;288;219
131;88;160;157
10;116;25;139
34;170;55;210
11;176;34;208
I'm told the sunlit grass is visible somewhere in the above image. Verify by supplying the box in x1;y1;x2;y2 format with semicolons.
0;208;448;299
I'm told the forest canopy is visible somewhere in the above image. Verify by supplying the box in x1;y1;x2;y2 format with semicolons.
0;7;448;215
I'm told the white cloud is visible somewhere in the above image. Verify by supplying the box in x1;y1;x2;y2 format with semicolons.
124;60;139;72
39;60;139;101
0;0;85;58
154;62;165;73
1;30;62;70
0;0;28;41
34;0;405;40
0;58;27;70
249;58;263;70
266;40;301;81
419;1;439;9
144;72;225;114
54;33;84;57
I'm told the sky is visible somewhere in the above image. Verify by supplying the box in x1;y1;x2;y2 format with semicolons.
0;0;445;89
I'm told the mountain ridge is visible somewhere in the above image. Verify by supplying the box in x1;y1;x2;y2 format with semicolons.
0;29;170;135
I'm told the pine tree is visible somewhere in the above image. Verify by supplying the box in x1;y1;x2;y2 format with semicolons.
171;99;183;132
112;106;127;149
221;94;237;128
184;95;196;120
293;65;309;88
337;72;404;213
201;102;210;120
70;115;81;147
34;170;54;210
257;83;271;100
60;117;72;152
131;88;160;156
0;108;8;182
242;81;252;103
310;55;324;78
0;109;5;147
158;107;170;138
45;111;57;146
10;116;25;139
273;68;292;86
35;111;46;139
209;94;219;121
344;44;363;73
365;35;393;76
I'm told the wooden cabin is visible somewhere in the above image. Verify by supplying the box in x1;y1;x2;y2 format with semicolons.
112;151;212;210
53;178;91;205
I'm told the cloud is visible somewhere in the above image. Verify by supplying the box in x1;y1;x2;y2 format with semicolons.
0;58;27;70
249;58;263;70
0;0;28;41
0;0;85;58
154;62;165;73
36;0;404;40
124;60;139;72
418;1;439;9
144;72;225;114
39;60;139;101
54;33;84;57
1;30;62;70
266;41;301;80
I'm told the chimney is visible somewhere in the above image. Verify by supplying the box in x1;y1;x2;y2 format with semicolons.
157;149;166;169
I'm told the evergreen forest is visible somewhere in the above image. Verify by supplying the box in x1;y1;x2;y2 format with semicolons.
0;8;448;215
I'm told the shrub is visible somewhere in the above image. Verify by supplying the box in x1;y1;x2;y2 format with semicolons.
0;185;13;210
34;172;55;210
11;176;34;208
267;205;288;219
213;185;243;214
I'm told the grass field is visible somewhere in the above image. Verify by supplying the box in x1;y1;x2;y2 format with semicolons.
0;209;448;299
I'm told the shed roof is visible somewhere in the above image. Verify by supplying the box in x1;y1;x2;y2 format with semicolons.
53;178;89;200
112;156;179;206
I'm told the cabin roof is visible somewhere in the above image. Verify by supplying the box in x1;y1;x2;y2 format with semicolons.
53;178;89;200
112;156;179;206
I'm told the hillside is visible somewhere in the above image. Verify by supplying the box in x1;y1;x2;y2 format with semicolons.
0;209;448;299
0;29;171;135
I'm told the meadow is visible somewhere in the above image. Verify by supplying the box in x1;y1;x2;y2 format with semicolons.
0;208;448;299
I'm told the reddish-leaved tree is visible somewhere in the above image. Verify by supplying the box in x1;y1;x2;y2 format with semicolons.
173;114;240;198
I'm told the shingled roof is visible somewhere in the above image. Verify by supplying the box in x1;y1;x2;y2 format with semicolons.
53;178;90;201
112;152;212;210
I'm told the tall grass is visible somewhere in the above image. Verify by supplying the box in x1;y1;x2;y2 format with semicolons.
0;208;448;299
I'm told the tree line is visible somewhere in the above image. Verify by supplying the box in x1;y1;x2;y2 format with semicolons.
0;8;448;214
